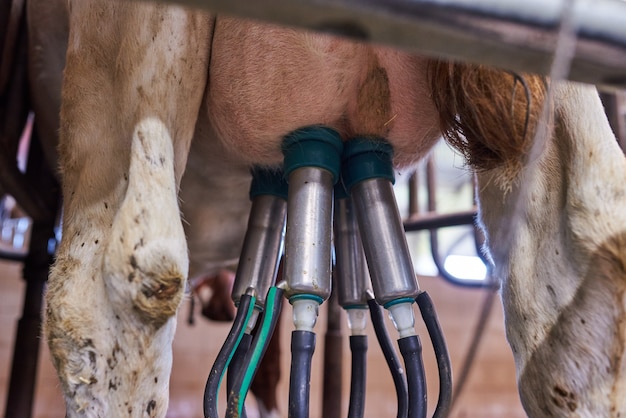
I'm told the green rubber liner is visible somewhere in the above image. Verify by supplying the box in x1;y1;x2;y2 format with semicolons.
341;137;395;192
282;126;343;184
249;167;289;200
289;293;325;306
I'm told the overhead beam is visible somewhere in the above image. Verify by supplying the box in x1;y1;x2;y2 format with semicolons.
155;0;626;89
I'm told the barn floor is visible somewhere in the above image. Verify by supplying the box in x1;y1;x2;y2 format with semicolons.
0;258;527;418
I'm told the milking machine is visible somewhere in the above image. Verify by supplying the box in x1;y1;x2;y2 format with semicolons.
205;128;452;418
333;184;371;418
342;138;427;418
340;138;452;418
281;127;343;418
204;167;288;418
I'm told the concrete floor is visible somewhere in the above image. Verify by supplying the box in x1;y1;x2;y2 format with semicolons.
1;258;527;417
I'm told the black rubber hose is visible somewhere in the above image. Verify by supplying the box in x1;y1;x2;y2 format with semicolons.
289;330;316;418
367;298;408;418
226;332;252;418
226;287;284;418
348;335;368;418
416;292;452;418
204;294;255;418
398;336;427;418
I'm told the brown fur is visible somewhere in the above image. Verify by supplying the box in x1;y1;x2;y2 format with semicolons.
429;60;547;173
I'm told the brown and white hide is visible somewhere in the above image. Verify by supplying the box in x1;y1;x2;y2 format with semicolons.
43;1;626;417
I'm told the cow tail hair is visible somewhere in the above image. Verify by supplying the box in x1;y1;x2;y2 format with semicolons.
428;60;548;178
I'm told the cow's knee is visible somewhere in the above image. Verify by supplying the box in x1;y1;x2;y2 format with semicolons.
105;239;187;326
103;118;189;327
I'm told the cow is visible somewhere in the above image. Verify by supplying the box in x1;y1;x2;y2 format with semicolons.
16;0;276;415
36;0;626;417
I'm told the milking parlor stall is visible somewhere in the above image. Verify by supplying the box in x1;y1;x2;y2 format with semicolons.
2;0;626;417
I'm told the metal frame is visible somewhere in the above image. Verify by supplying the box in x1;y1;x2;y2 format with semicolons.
155;0;626;88
2;130;59;418
403;156;493;288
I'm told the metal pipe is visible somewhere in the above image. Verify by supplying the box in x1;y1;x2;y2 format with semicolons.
283;166;335;300
231;196;287;307
424;157;492;288
232;168;288;307
282;127;343;302
404;209;477;232
334;194;372;308
156;0;626;88
351;176;420;305
341;137;420;306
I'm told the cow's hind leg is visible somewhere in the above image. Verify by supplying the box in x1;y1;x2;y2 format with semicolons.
432;63;626;416
45;2;212;416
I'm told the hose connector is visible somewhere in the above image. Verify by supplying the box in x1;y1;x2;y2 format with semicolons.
386;298;417;339
290;294;323;332
346;308;369;336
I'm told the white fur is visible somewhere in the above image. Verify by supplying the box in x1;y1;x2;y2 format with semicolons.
477;83;626;416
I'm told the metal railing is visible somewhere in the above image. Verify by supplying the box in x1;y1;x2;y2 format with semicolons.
154;0;626;88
